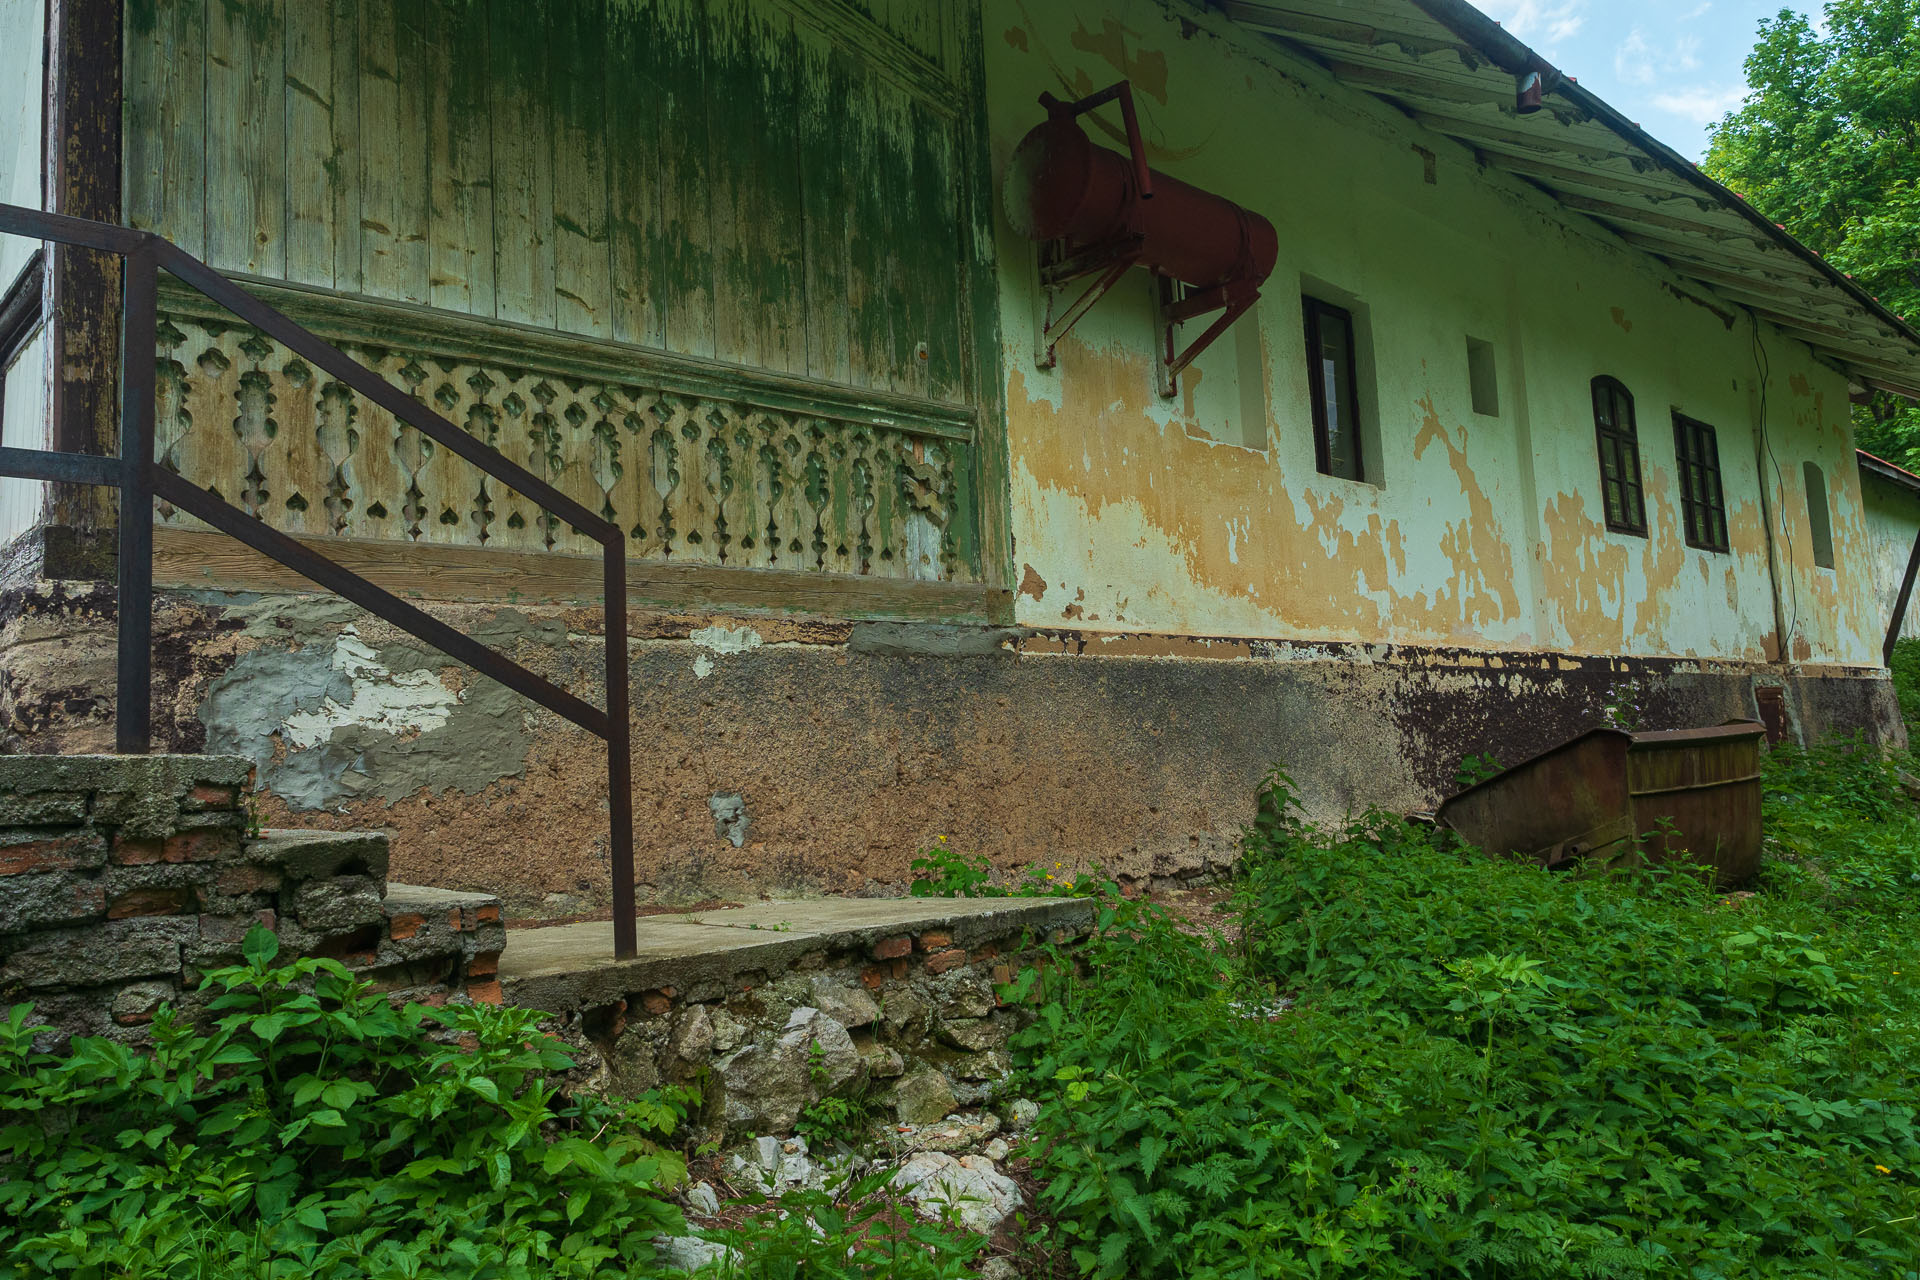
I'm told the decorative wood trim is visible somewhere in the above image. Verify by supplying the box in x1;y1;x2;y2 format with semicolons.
152;526;1008;623
154;273;977;443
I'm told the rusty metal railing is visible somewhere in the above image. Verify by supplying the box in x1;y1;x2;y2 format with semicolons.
0;204;638;958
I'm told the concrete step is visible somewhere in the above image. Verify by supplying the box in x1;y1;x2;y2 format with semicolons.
500;895;1095;1013
246;828;389;883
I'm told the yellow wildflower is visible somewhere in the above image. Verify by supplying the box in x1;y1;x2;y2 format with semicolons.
1876;1164;1892;1174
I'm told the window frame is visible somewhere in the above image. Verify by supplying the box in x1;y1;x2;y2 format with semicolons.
1671;412;1729;554
1591;376;1647;537
1303;296;1365;483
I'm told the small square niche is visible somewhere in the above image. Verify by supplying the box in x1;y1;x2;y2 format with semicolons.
1466;336;1499;417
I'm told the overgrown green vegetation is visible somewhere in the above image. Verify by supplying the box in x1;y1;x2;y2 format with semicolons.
1010;747;1920;1278
0;930;690;1279
0;932;984;1280
11;735;1920;1279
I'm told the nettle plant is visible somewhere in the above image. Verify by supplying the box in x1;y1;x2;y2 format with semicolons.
0;928;688;1279
1009;757;1920;1279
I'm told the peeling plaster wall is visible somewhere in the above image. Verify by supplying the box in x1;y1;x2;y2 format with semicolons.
0;585;1899;917
985;0;1877;668
1862;471;1920;647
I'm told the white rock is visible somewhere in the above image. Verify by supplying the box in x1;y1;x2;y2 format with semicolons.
652;1234;738;1274
890;1151;1024;1235
1006;1098;1040;1132
982;1138;1010;1161
979;1260;1023;1280
684;1181;721;1218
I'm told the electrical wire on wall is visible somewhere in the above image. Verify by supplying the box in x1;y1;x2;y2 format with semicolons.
1751;310;1800;656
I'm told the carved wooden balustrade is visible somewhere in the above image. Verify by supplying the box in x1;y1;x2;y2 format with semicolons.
151;282;981;586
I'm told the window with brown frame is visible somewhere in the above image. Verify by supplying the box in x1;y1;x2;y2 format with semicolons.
1592;376;1646;536
1303;296;1364;482
1672;413;1729;553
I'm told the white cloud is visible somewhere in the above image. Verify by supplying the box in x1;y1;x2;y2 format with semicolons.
1680;2;1712;20
1475;0;1588;51
1616;26;1654;85
1618;25;1701;86
1650;84;1746;125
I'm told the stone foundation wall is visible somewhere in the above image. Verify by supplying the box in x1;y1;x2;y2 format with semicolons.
504;900;1093;1143
0;753;504;1046
1;579;1902;918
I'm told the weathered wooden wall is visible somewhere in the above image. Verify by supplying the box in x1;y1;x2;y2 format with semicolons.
123;0;1002;588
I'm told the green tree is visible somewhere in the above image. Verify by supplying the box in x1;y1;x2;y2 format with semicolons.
1703;1;1920;465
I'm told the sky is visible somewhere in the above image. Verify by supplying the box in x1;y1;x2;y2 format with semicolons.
1472;1;1824;161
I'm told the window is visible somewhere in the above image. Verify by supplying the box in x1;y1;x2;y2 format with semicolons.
1466;337;1499;417
1304;297;1364;481
1591;376;1646;536
1672;413;1728;553
1803;461;1834;569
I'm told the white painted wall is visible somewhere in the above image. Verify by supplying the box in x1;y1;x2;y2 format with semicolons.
1862;466;1920;647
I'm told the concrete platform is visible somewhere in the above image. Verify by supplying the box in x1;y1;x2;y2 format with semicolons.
498;896;1093;1013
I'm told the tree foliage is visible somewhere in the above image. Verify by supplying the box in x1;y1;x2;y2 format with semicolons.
1703;1;1920;464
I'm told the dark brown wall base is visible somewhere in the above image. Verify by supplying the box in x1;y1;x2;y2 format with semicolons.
1;580;1901;916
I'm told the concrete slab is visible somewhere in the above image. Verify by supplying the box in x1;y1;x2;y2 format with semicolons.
497;896;1094;1014
681;897;1092;949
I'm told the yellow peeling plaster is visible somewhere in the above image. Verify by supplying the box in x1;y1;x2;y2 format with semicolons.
989;0;1886;668
1008;344;1527;645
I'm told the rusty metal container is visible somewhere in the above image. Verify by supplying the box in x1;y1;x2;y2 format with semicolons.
1002;110;1279;292
1435;722;1767;887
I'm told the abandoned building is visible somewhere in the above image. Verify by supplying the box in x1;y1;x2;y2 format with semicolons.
4;0;1920;919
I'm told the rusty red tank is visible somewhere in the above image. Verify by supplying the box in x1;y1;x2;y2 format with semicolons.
1003;104;1278;292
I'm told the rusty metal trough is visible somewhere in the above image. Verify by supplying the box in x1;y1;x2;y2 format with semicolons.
1435;722;1767;887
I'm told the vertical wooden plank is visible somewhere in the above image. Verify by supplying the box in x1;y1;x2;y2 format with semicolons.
844;71;892;393
549;0;611;337
653;0;714;358
358;0;430;302
426;0;494;315
487;0;554;327
607;0;664;348
284;0;338;287
912;109;963;402
707;0;802;372
126;0;207;255
328;0;362;294
952;0;1009;594
795;24;851;387
205;0;286;276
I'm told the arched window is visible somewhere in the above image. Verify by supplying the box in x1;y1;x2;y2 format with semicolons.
1592;376;1646;536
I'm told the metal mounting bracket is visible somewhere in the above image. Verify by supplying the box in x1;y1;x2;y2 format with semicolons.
1154;276;1260;399
1033;235;1144;369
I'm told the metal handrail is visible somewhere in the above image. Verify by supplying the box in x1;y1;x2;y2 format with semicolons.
0;203;638;958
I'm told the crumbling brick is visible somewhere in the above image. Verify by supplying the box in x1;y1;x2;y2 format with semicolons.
108;887;195;919
467;950;501;977
162;828;239;864
474;904;500;924
466;981;503;1006
388;912;426;941
638;989;672;1016
925;948;969;975
872;935;911;960
0;873;106;931
916;930;953;952
859;965;887;990
3;831;108;876
110;836;165;866
183;784;239;812
214;864;281;896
